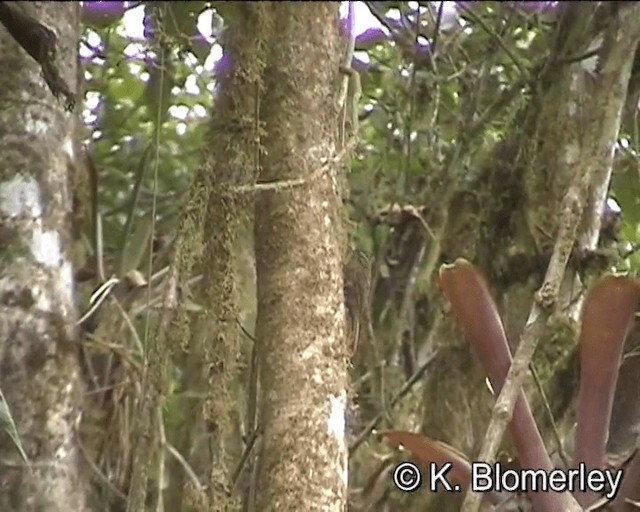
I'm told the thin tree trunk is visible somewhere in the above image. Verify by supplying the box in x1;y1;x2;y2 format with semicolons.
254;3;348;511
0;3;87;511
163;4;273;510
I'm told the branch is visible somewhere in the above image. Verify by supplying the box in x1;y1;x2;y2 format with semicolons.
0;1;75;110
349;351;437;454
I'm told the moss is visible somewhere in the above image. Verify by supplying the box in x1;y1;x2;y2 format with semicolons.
159;6;275;510
534;313;578;381
0;286;35;309
0;223;25;264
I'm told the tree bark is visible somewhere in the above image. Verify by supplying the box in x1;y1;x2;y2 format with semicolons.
0;3;87;511
162;4;273;510
254;3;348;511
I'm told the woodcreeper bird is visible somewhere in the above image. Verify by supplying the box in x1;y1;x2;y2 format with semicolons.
343;249;371;355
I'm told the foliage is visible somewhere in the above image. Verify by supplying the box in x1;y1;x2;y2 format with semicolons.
0;388;28;465
80;2;212;267
381;260;640;510
74;1;640;510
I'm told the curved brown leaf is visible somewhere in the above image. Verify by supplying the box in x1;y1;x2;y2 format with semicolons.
379;430;502;505
438;260;568;512
380;430;471;486
574;276;640;471
612;449;640;511
438;259;512;384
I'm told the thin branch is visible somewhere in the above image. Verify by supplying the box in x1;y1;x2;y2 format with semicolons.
349;351;437;454
458;3;525;75
428;2;444;58
233;140;355;194
0;1;75;109
164;441;205;493
338;1;356;110
231;428;261;490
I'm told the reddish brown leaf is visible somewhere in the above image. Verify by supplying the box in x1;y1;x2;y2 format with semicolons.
574;276;640;469
380;430;471;486
379;430;502;505
574;276;640;473
612;449;640;511
438;260;569;512
438;260;554;477
438;259;512;385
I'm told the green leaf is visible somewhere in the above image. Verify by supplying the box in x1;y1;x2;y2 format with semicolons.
119;214;154;276
144;50;175;125
162;2;207;42
612;167;640;225
0;389;29;465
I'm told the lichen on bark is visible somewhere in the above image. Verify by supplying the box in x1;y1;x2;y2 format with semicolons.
253;3;349;511
161;4;274;511
0;3;88;511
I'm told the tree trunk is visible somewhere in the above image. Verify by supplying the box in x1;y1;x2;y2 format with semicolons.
0;3;87;511
253;3;348;511
162;4;272;510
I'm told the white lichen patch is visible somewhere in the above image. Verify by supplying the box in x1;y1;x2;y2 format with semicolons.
318;200;332;227
31;225;62;267
327;391;346;445
32;284;52;312
308;366;323;385
25;114;50;136
564;142;580;166
314;301;333;318
54;443;69;461
327;391;348;488
58;259;73;305
300;344;321;361
62;137;74;160
0;175;42;218
29;223;73;311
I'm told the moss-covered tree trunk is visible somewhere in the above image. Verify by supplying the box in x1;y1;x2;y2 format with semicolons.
253;3;348;511
161;4;274;511
0;3;87;511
